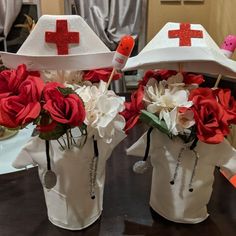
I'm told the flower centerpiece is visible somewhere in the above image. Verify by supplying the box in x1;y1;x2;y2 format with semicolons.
0;64;126;230
0;12;134;230
125;69;236;224
0;64;86;143
0;14;130;230
123;69;236;144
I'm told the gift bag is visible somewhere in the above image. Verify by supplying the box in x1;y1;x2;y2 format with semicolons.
0;13;129;231
127;128;236;224
13;131;125;230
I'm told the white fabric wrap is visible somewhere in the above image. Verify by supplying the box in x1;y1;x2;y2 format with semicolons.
127;129;236;224
13;131;125;230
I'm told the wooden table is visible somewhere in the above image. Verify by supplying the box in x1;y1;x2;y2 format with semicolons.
0;126;236;236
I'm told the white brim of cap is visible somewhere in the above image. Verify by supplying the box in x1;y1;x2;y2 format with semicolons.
0;51;115;70
123;47;236;78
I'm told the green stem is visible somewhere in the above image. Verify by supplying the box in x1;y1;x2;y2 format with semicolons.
66;130;70;149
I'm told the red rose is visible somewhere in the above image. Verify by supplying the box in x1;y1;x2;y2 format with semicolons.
42;82;64;101
189;88;229;144
139;70;177;86
189;87;214;100
43;82;85;127
0;64;40;98
0;70;11;99
183;73;205;85
213;88;236;124
120;85;144;132
83;69;121;83
0;64;44;128
19;75;44;102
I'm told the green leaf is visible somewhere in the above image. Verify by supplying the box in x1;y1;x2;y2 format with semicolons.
33;116;41;125
57;87;74;97
0;65;7;72
139;110;171;136
7;127;21;131
79;123;87;134
39;123;68;140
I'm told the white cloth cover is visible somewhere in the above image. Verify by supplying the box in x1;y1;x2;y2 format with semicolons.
13;131;125;230
127;129;236;224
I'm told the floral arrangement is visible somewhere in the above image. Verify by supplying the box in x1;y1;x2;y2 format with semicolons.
0;64;125;148
121;70;236;145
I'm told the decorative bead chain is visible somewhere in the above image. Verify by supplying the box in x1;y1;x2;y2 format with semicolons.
188;149;199;192
89;137;99;200
170;147;185;185
170;146;199;192
89;155;98;199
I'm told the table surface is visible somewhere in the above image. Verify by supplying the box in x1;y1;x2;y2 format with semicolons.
0;125;236;236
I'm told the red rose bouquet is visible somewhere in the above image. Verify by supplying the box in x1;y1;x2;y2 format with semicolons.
0;64;44;128
0;63;126;196
0;64;86;148
126;70;236;225
0;64;125;149
122;70;236;145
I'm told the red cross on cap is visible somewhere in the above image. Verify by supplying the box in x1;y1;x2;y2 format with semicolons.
45;20;80;55
168;23;203;46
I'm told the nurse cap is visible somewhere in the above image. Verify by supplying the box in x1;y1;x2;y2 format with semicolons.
124;22;236;78
0;15;114;71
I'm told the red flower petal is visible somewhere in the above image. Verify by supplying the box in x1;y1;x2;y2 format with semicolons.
36;120;58;132
83;69;122;83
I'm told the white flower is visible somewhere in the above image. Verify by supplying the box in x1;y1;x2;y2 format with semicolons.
167;73;185;88
97;114;125;143
143;78;194;136
159;108;179;135
41;70;90;87
176;109;195;133
145;83;192;115
159;107;195;136
167;73;200;91
75;81;125;142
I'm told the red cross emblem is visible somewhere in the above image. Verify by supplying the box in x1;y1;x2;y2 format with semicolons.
45;20;80;55
168;23;203;46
